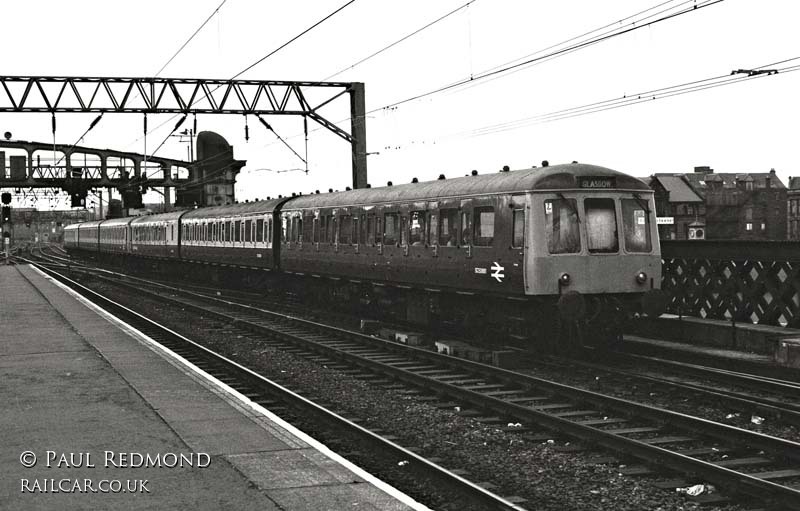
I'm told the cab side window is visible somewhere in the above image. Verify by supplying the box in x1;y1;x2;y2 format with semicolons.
512;209;525;248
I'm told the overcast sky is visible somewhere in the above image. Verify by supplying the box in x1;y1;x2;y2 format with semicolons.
1;0;798;208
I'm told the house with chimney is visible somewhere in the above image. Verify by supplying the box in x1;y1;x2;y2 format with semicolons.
649;166;787;240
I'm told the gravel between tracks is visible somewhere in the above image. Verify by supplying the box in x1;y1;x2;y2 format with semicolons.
83;275;741;511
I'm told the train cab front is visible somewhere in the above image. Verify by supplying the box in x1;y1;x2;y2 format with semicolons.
527;187;665;348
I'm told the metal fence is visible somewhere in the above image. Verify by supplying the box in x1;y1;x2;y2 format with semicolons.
661;240;800;328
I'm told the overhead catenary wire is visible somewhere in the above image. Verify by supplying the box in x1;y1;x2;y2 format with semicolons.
319;0;478;81
432;58;800;140
130;0;357;160
374;0;726;113
264;0;722;151
154;0;229;77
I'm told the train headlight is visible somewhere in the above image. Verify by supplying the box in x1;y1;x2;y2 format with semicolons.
636;271;648;284
559;273;571;286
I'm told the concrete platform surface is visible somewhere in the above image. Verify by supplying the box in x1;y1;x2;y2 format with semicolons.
0;264;428;511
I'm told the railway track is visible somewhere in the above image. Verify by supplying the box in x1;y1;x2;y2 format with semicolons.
44;260;800;509
25;261;528;511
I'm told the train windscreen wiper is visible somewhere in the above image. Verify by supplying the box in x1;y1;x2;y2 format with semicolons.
557;193;580;223
632;192;651;216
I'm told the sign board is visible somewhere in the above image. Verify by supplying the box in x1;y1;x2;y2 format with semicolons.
578;176;616;189
656;217;674;225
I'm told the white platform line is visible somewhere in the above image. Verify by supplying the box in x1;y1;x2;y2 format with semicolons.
31;265;433;511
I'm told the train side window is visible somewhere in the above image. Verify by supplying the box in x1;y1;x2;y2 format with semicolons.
280;216;287;242
438;209;458;246
409;211;425;246
473;207;494;246
313;217;320;243
339;215;352;244
245;220;252;242
303;216;313;242
234;220;241;242
328;216;336;244
585;198;618;253
296;217;303;242
376;216;382;245
460;211;472;246
545;198;581;254
256;219;264;242
428;212;438;246
267;218;273;247
353;216;359;245
383;213;399;245
366;215;375;245
360;214;366;245
621;199;652;252
512;209;525;248
400;216;409;246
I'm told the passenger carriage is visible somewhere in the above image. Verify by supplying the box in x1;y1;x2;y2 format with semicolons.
129;211;185;259
180;198;289;270
76;220;102;253
98;217;134;254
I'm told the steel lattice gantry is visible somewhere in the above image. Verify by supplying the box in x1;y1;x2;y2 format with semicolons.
0;76;367;188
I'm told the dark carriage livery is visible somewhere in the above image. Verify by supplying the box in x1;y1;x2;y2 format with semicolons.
64;162;665;348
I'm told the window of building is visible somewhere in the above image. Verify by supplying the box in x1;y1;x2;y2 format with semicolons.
512;209;525;248
746;222;753;231
621;199;652;252
585;198;619;253
473;207;494;246
545;198;581;254
409;211;426;245
438;209;458;246
384;213;399;245
761;222;766;231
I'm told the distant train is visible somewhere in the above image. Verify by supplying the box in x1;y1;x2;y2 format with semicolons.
64;162;665;348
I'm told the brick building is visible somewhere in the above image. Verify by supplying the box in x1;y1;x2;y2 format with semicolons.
646;175;705;240
789;176;800;240
650;166;787;241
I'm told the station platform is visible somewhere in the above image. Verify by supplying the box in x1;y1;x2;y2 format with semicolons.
0;264;428;511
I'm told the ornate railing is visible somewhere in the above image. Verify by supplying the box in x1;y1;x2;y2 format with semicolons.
661;240;800;328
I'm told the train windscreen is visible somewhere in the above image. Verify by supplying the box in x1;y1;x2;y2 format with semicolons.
545;198;580;254
585;198;619;253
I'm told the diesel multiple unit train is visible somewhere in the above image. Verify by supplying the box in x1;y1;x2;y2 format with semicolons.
64;162;665;348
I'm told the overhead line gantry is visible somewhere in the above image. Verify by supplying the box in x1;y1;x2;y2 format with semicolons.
0;76;367;189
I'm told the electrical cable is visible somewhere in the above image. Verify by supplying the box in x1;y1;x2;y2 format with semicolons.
129;0;356;159
319;0;478;81
264;0;721;149
154;0;229;77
